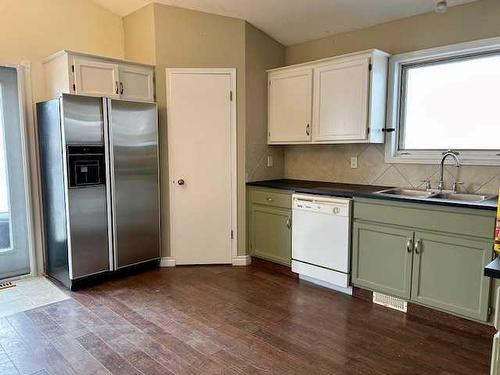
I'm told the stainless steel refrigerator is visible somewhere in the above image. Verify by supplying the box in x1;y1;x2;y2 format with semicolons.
37;94;160;289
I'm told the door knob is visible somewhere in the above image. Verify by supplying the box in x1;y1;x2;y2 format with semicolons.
177;179;185;185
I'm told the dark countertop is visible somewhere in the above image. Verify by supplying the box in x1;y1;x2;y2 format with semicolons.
485;257;500;279
247;179;498;211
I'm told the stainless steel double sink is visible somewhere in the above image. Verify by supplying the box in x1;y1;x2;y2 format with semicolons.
375;188;493;203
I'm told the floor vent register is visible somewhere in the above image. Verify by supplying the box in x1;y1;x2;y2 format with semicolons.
0;281;16;291
373;292;407;313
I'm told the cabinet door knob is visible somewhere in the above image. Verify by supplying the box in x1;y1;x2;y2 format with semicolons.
406;238;413;253
306;123;311;136
286;217;291;229
177;179;185;185
414;239;422;254
266;197;273;202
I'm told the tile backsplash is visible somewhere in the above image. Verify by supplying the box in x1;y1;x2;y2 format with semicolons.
284;144;500;195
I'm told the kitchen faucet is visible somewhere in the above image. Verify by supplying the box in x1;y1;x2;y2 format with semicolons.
438;150;460;191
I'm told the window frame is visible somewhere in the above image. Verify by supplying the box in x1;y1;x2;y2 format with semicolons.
385;36;500;165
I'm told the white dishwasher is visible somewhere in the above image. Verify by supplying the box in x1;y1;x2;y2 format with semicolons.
291;193;352;294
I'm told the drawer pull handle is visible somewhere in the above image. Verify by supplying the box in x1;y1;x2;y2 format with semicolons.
406;238;413;253
306;123;310;136
414;239;422;254
266;197;273;202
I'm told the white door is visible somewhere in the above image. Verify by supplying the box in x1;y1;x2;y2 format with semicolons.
119;65;154;102
167;69;235;265
313;57;370;142
73;58;120;98
268;68;312;143
0;66;32;279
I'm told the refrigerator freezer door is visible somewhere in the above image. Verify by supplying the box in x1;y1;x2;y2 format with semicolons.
62;95;111;279
108;99;160;268
68;186;110;278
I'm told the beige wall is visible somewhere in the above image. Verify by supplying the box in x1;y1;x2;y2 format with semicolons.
245;23;286;182
286;0;500;64
284;0;500;195
123;4;156;65
0;0;124;103
0;0;124;273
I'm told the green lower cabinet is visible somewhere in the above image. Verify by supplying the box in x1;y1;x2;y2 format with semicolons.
411;231;491;321
249;204;291;266
352;221;413;299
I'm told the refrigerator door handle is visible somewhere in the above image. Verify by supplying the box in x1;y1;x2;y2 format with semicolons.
103;97;117;271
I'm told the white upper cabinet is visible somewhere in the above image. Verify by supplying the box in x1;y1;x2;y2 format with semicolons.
268;68;312;144
313;57;369;142
73;58;120;98
267;49;389;144
118;65;155;102
43;51;155;102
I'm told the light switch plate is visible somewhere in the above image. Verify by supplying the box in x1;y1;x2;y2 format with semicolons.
267;155;273;168
350;156;358;169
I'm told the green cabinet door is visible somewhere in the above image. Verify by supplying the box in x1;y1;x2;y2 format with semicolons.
249;205;291;266
411;231;492;321
352;221;414;299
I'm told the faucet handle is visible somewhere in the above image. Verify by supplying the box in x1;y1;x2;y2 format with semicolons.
452;181;464;192
421;179;432;190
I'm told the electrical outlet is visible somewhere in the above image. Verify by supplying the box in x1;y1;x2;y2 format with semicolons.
267;155;273;168
350;156;358;169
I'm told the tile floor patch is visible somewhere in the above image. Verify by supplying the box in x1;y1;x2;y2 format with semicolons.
0;277;69;318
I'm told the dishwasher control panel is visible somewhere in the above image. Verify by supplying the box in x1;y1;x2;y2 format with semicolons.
292;194;351;217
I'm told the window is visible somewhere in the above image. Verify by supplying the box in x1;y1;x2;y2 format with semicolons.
0;86;10;250
386;37;500;164
0;65;32;279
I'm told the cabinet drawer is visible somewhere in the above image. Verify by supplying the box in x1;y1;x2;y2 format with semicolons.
249;188;292;209
354;198;495;239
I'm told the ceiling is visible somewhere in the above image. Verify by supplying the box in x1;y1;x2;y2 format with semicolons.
92;0;478;46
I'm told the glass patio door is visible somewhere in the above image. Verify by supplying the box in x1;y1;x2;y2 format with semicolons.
0;66;30;279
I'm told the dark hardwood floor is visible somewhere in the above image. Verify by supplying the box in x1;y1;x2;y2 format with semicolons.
0;263;493;374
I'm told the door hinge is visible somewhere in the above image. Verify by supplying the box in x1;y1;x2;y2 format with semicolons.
71;65;75;72
230;91;233;101
231;230;234;239
72;83;76;92
369;63;372;71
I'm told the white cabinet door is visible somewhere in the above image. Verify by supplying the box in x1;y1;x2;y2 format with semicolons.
268;68;312;143
119;65;154;102
313;57;370;142
73;58;120;98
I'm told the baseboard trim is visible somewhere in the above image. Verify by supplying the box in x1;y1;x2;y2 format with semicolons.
232;255;251;266
160;257;176;267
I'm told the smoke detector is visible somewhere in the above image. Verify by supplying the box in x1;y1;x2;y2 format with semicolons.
435;0;448;13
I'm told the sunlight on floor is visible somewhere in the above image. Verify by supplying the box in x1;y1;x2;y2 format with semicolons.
0;276;69;318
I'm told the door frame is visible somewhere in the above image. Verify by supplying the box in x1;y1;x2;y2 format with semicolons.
0;61;36;279
166;68;237;265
